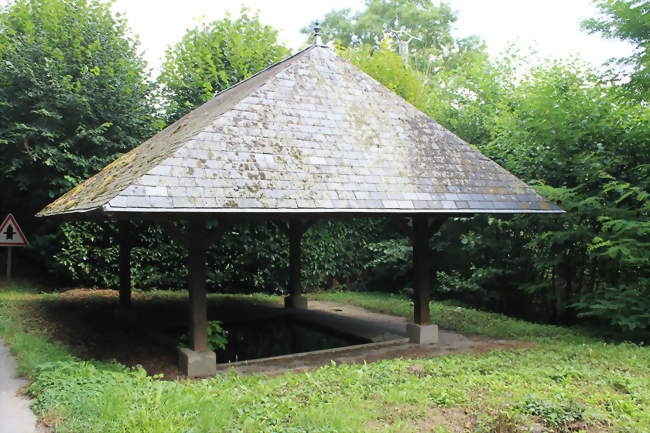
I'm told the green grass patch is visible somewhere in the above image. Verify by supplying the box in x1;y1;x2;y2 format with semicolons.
312;291;608;344
1;283;649;432
0;282;73;376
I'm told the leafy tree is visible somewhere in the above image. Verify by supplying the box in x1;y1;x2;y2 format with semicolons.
425;46;520;145
312;0;456;47
306;0;486;78
340;42;429;110
0;0;155;274
583;0;650;99
449;61;650;329
158;10;290;122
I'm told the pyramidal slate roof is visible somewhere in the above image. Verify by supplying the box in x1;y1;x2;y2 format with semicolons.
38;45;562;217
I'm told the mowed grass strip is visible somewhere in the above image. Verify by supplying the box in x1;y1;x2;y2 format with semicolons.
0;283;648;433
311;291;590;343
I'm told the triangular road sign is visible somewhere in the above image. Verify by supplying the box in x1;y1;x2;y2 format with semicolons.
0;214;28;246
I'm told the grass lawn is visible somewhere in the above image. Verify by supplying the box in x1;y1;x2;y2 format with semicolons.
0;282;648;433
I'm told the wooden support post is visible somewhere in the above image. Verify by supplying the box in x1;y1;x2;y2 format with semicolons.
412;215;432;325
283;219;313;309
187;220;209;352
405;215;448;344
118;221;132;309
288;219;303;297
177;219;227;376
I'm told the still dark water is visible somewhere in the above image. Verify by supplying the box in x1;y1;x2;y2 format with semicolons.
216;316;369;363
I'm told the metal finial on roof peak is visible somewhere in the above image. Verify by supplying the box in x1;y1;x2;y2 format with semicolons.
313;21;324;46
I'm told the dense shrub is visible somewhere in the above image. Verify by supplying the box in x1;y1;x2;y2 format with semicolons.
56;219;381;294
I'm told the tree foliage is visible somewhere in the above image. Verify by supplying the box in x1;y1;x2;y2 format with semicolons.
583;0;650;99
158;10;290;122
478;62;650;328
340;42;429;110
56;219;381;295
0;0;155;271
308;0;486;77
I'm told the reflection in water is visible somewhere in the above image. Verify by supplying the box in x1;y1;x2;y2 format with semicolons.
217;316;369;363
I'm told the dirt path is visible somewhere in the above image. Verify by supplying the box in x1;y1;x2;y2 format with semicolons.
0;337;45;433
305;300;480;347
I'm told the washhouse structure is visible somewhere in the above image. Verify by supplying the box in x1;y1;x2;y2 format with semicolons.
38;40;562;376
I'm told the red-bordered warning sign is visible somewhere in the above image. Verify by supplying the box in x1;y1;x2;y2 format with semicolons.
0;214;28;246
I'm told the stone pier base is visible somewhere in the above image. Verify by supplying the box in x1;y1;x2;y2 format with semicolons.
178;348;216;377
406;323;438;344
284;295;308;309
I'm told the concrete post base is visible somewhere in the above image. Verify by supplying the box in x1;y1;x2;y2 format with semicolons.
178;348;216;377
284;295;308;309
406;323;438;344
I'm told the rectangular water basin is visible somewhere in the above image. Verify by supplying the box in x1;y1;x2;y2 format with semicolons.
217;315;370;363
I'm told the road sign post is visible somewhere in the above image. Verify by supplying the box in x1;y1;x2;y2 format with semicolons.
0;214;28;283
6;246;11;282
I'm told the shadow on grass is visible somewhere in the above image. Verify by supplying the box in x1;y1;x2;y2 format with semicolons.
9;289;283;379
